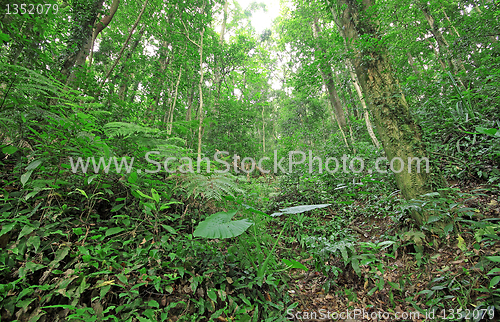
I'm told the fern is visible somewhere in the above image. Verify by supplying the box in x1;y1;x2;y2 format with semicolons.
103;122;161;139
304;236;356;264
183;173;244;201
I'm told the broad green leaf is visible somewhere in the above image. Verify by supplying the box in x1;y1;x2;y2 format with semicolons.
282;259;308;271
18;226;34;240
193;210;253;239
148;300;159;308
161;225;177;234
271;204;331;217
486;256;500;262
110;203;125;212
207;289;217;302
26;160;42;171
105;227;124;237
476;127;500;138
128;172;138;184
135;190;153;200
49;247;70;268
426;215;441;224
27;235;40;252
2;146;17;154
457;235;466;251
151;188;160;203
487;268;500;275
489;276;500;288
21;170;33;186
0;222;16;237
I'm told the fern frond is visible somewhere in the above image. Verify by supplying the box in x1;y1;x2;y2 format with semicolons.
103;122;161;139
183;173;244;201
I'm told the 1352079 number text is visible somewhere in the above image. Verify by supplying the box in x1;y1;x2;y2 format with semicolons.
5;3;58;15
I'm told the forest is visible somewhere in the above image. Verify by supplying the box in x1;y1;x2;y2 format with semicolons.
0;0;499;320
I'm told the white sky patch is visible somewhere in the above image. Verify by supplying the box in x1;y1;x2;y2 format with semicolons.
237;0;281;34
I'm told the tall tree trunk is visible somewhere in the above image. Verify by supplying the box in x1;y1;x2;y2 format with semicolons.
420;4;466;87
60;0;104;82
197;28;205;160
262;104;266;153
330;0;446;226
407;52;422;79
312;17;350;148
346;60;380;148
88;0;120;67
167;67;183;135
118;25;146;101
101;0;149;87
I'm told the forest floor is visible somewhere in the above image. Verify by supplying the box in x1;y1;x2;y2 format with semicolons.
277;182;500;321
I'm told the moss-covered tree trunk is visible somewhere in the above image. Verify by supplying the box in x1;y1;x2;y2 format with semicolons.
330;0;446;226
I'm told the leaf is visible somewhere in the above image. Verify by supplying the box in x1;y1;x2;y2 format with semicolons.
476;127;500;138
18;226;34;240
110;203;125;212
426;215;441;224
26;159;42;171
151;188;160;203
161;225;177;234
21;170;33;186
2;146;17;154
490;276;500;288
487;268;500;275
193;210;253;239
87;175;98;185
457;235;466;251
135;190;153;200
148;300;159;308
271;204;331;217
128;172;138;184
105;227;124;237
27;235;40;253
444;223;454;235
207;289;217;302
486;256;500;263
0;222;16;237
282;259;308;271
49;247;70;268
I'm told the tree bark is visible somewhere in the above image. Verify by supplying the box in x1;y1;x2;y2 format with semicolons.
197;28;205;160
330;0;447;226
60;0;104;82
167;67;183;135
346;60;380;148
88;0;120;67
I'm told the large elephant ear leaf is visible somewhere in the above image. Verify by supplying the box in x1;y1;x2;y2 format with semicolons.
193;210;254;239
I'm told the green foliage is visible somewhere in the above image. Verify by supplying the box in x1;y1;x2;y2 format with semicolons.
193;210;254;239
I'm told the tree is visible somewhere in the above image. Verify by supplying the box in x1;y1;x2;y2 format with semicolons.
328;0;447;226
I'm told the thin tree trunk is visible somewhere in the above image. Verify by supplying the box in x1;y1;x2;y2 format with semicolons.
197;28;205;160
420;5;466;87
101;0;149;87
167;68;183;135
262;105;265;153
60;0;104;82
118;25;146;100
312;17;350;148
407;52;421;79
346;60;380;148
88;0;120;67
